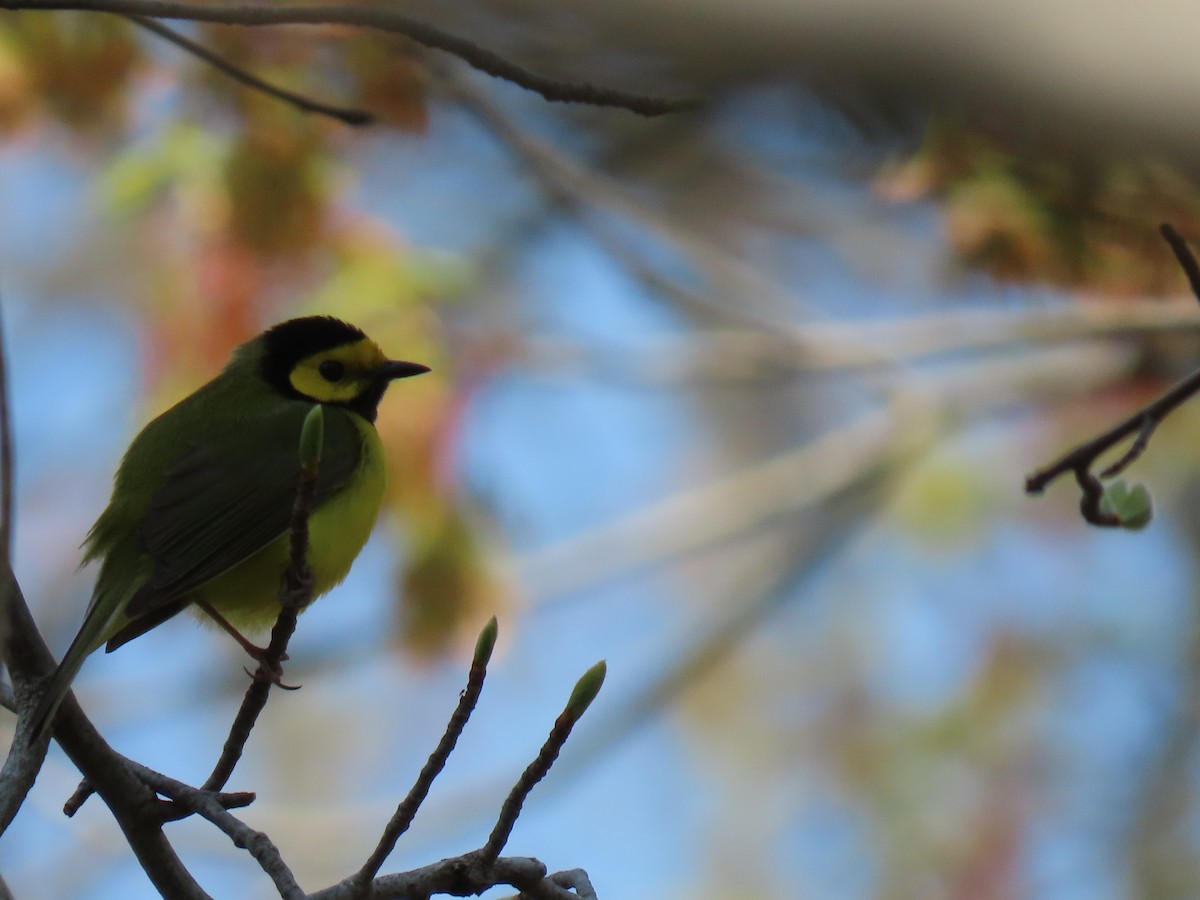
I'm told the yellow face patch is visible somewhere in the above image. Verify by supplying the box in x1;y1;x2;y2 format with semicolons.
288;337;390;404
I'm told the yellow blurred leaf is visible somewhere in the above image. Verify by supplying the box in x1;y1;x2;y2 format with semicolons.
398;502;509;658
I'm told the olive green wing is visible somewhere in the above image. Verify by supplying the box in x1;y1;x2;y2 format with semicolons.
122;403;363;621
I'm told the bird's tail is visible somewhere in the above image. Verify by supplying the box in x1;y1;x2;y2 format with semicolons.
27;602;114;741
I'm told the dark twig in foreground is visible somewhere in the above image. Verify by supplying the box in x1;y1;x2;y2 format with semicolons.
0;0;699;116
126;15;373;125
1161;223;1200;304
1024;372;1200;495
1025;224;1200;526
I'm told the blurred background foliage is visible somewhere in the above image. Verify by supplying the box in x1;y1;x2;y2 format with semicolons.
4;3;1200;898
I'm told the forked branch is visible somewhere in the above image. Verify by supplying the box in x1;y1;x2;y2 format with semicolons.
1025;223;1200;526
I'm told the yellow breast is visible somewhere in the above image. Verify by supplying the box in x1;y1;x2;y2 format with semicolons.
194;416;386;633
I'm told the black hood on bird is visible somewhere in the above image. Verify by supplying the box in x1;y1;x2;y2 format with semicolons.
257;316;428;421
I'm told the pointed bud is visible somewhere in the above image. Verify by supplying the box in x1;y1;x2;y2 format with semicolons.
566;660;607;717
473;616;498;667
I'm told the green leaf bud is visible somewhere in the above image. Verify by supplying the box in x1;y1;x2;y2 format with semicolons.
566;660;607;717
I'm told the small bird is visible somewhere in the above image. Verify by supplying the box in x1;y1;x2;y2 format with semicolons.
30;316;429;739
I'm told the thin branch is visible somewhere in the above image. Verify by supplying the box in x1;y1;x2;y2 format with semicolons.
1023;369;1200;494
1024;225;1200;523
125;14;373;125
306;620;601;900
1161;223;1200;305
352;618;497;885
480;662;605;865
0;0;698;116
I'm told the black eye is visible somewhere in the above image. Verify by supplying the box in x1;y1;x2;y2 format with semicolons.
319;359;345;382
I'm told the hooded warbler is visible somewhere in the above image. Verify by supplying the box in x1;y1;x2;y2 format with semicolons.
30;315;429;739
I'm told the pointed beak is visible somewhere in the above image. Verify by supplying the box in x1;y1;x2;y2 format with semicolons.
378;359;431;381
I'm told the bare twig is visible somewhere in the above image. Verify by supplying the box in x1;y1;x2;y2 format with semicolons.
352;617;497;885
61;778;94;817
1161;223;1200;305
0;0;698;115
125;14;373;125
480;662;606;865
1023;370;1200;494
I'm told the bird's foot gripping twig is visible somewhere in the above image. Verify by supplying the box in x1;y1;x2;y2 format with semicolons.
243;660;301;691
195;598;299;688
246;564;316;690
